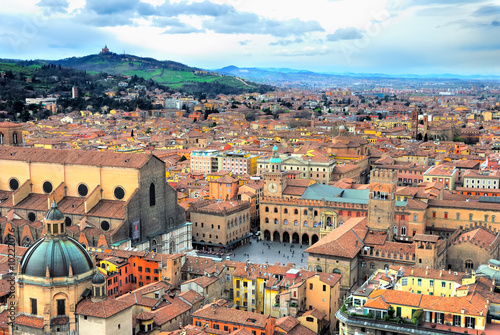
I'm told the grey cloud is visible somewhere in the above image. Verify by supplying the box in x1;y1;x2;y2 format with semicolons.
327;27;363;41
147;0;233;17
473;5;500;16
153;17;203;34
37;0;69;14
85;0;140;15
203;12;323;37
493;20;500;26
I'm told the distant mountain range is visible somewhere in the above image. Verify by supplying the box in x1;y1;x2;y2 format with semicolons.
1;53;273;95
214;65;500;85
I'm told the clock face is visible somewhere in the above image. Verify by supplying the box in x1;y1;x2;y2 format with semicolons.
268;182;278;193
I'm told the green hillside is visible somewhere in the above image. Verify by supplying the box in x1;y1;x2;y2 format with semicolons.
47;53;269;93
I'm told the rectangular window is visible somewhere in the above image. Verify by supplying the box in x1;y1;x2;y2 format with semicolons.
309;283;313;290
453;315;461;327
146;268;151;273
323;285;326;291
442;281;446;288
465;316;475;328
57;299;65;316
401;278;407;286
214;324;219;330
430;280;434;287
138;266;143;272
30;298;37;315
417;279;422;286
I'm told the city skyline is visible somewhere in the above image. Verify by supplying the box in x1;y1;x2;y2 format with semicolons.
1;0;500;76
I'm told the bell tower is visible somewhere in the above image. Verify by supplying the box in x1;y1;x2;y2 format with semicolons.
368;169;397;238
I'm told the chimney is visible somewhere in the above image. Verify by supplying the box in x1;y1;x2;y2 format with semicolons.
425;266;428;275
439;270;442;277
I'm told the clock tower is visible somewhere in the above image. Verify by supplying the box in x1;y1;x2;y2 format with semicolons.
264;145;287;197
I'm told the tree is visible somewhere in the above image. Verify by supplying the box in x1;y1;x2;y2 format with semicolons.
245;112;256;122
416;133;423;141
424;133;428;142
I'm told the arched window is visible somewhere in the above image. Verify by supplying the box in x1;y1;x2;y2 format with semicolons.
265;218;269;223
304;221;308;227
265;207;269;212
393;226;397;235
274;218;278;224
401;226;407;236
413;214;418;221
284;208;288;214
314;210;318;216
284;219;288;225
315;266;323;272
0;132;3;144
294;209;298;214
361;261;366;268
274;207;278;213
149;183;156;206
465;259;474;270
12;132;18;144
294;220;298;226
333;268;341;275
370;262;375;269
304;209;308;215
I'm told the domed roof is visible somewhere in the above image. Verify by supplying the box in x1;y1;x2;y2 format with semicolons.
20;236;93;278
46;200;64;221
92;272;106;285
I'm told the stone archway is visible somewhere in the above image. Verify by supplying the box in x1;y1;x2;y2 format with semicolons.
312;234;319;244
264;230;271;241
292;232;299;244
273;231;280;242
302;233;309;245
283;232;290;243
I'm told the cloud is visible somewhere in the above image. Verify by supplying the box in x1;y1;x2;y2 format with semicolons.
269;37;304;46
37;0;69;14
273;46;329;57
493;20;500;26
327;27;364;41
203;12;323;37
472;5;500;16
239;40;250;46
85;0;140;15
145;0;233;17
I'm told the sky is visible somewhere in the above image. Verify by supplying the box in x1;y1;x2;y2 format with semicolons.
0;0;499;75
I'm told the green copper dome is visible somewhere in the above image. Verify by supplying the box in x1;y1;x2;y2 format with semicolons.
46;200;64;221
92;272;106;284
20;236;94;278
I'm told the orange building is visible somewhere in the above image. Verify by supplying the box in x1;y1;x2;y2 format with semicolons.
209;175;239;200
192;300;276;335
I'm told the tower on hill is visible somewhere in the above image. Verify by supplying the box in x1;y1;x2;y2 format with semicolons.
368;168;397;238
100;45;111;55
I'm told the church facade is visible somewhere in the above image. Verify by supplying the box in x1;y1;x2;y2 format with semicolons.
0;146;190;253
